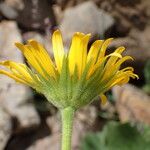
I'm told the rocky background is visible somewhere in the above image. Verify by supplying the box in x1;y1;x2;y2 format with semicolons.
0;0;150;150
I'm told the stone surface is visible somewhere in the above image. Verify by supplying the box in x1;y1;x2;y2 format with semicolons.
109;26;150;78
5;121;51;150
5;0;24;10
52;5;64;24
59;1;114;45
112;84;150;125
14;104;41;131
0;21;23;61
96;0;147;36
0;108;12;150
110;27;150;63
143;0;150;19
55;0;86;9
129;27;150;62
101;101;117;119
27;106;97;150
0;21;40;132
0;2;18;19
16;0;56;30
27;135;60;150
0;0;24;19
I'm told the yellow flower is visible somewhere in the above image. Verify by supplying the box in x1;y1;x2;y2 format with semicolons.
0;30;138;109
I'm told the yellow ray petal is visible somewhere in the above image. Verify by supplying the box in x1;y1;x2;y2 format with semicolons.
87;40;104;64
52;30;65;73
0;70;28;84
130;73;139;79
87;52;122;79
118;67;139;79
15;42;44;75
0;61;36;85
113;75;129;86
120;67;134;72
108;52;122;58
105;47;125;68
100;94;107;105
27;40;56;77
107;68;138;88
87;57;105;79
68;32;85;75
98;38;113;59
114;56;133;69
79;34;91;77
103;55;133;80
2;61;31;79
15;42;55;79
89;38;114;80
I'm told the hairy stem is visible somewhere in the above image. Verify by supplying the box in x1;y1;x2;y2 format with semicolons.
61;107;75;150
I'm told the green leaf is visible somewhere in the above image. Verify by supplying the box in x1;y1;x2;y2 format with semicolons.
81;121;150;150
144;61;150;84
143;60;150;93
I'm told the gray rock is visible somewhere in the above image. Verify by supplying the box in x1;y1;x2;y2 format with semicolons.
0;0;24;19
0;108;12;150
16;0;56;30
109;27;150;81
112;84;150;125
28;106;98;150
14;104;40;130
0;21;23;61
110;26;150;63
55;0;91;10
52;5;64;24
60;1;114;45
5;0;24;10
0;2;18;19
27;135;60;150
0;21;40;132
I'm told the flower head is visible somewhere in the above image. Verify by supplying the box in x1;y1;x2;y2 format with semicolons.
0;30;138;109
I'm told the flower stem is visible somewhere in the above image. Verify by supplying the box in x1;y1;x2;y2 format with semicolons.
61;107;75;150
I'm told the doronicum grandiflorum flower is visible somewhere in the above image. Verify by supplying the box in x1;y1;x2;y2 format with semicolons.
0;30;138;150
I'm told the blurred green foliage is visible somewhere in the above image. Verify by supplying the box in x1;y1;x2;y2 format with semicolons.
81;121;150;150
143;61;150;93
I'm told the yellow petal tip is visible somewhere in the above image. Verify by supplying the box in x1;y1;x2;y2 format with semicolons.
100;94;107;105
15;42;22;46
27;39;37;43
53;29;61;35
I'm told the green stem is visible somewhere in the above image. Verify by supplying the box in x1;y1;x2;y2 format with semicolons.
61;107;75;150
